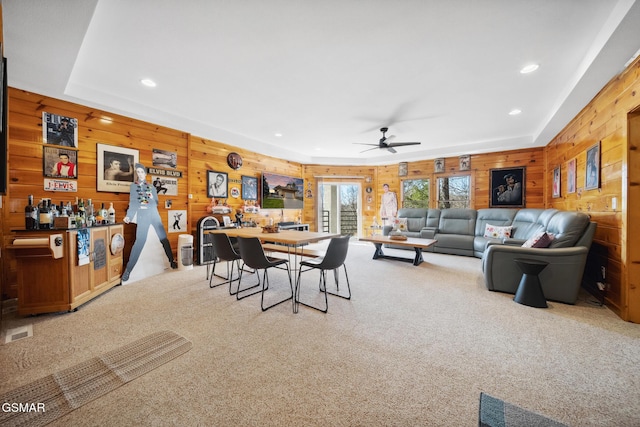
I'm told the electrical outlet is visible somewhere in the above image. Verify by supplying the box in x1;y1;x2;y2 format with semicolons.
601;266;606;280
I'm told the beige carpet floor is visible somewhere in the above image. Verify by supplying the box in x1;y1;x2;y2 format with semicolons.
1;241;639;426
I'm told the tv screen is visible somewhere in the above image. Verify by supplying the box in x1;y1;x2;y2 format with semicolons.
261;172;304;209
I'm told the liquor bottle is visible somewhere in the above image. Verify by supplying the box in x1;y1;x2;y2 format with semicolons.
24;195;39;230
38;199;51;229
86;202;95;227
76;199;85;228
99;203;108;224
107;202;116;224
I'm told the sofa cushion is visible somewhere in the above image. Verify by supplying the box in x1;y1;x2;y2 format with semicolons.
395;208;427;232
546;211;590;248
522;231;554;248
483;224;513;239
475;208;517;237
438;208;477;235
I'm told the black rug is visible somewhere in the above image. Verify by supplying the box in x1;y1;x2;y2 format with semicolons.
479;392;568;427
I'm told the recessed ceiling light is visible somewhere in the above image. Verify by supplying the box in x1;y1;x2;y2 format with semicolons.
520;64;539;74
274;133;283;137
140;78;157;87
509;109;522;116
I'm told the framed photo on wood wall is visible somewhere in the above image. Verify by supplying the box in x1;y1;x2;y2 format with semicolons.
97;144;138;192
207;171;228;198
567;158;576;194
490;167;525;208
585;142;600;190
552;166;561;198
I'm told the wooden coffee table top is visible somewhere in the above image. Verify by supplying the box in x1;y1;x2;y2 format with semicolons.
359;235;437;249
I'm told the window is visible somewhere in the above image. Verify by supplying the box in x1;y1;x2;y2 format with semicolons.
402;179;429;208
437;175;470;208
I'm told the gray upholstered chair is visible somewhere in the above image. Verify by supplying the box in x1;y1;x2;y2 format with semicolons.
237;236;294;312
295;235;351;313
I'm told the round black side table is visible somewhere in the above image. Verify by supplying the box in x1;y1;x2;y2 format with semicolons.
513;258;549;308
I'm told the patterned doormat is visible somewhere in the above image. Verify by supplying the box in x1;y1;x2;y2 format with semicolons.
0;330;192;427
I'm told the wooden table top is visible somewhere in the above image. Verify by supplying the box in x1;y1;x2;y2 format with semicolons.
359;235;437;249
208;227;340;245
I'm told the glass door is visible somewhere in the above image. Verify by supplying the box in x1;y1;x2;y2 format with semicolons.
317;181;361;237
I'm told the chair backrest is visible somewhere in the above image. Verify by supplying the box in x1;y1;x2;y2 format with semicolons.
211;233;240;262
317;235;350;270
237;236;272;269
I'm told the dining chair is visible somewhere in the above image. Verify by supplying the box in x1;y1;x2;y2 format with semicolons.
209;233;258;296
295;235;351;313
236;236;294;311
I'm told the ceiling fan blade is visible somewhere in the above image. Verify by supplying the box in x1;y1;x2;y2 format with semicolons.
387;147;397;154
384;135;396;143
359;146;382;153
387;142;421;147
353;143;380;147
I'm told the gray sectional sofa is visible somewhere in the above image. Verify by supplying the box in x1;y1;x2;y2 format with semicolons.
382;207;597;304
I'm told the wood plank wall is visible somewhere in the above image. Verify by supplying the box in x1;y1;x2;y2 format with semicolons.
544;57;640;322
188;135;303;228
3;56;639;322
2;89;190;298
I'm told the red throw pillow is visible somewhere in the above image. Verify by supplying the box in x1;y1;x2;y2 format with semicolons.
522;232;554;248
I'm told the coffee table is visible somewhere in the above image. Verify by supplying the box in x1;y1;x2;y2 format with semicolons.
359;235;437;266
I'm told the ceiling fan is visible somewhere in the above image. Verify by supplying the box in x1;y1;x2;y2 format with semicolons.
355;127;421;153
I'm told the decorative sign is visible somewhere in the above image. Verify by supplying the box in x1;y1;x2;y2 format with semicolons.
151;175;178;196
147;167;183;178
44;179;77;192
93;238;107;270
227;152;243;170
168;210;187;233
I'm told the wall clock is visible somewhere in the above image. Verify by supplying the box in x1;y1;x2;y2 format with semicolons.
227;152;243;170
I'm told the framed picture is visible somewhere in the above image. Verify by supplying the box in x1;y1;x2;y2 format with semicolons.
490;167;525;208
567;158;576;194
152;148;177;169
434;158;445;173
207;171;228;198
241;175;258;200
43;146;78;179
585;142;600;190
42;112;78;148
552;166;561;198
97;143;139;192
459;155;471;171
398;162;408;177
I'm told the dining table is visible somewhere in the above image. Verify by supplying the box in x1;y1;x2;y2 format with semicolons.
207;227;341;313
207;226;340;268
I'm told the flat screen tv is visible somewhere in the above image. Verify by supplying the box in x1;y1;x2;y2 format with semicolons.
261;172;304;209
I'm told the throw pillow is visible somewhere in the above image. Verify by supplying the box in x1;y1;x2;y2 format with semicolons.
483;224;513;239
522;232;555;248
395;218;408;232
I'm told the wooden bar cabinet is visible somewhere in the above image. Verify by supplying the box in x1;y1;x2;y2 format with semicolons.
9;224;124;316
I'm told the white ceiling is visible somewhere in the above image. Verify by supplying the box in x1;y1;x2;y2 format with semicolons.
3;0;640;165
